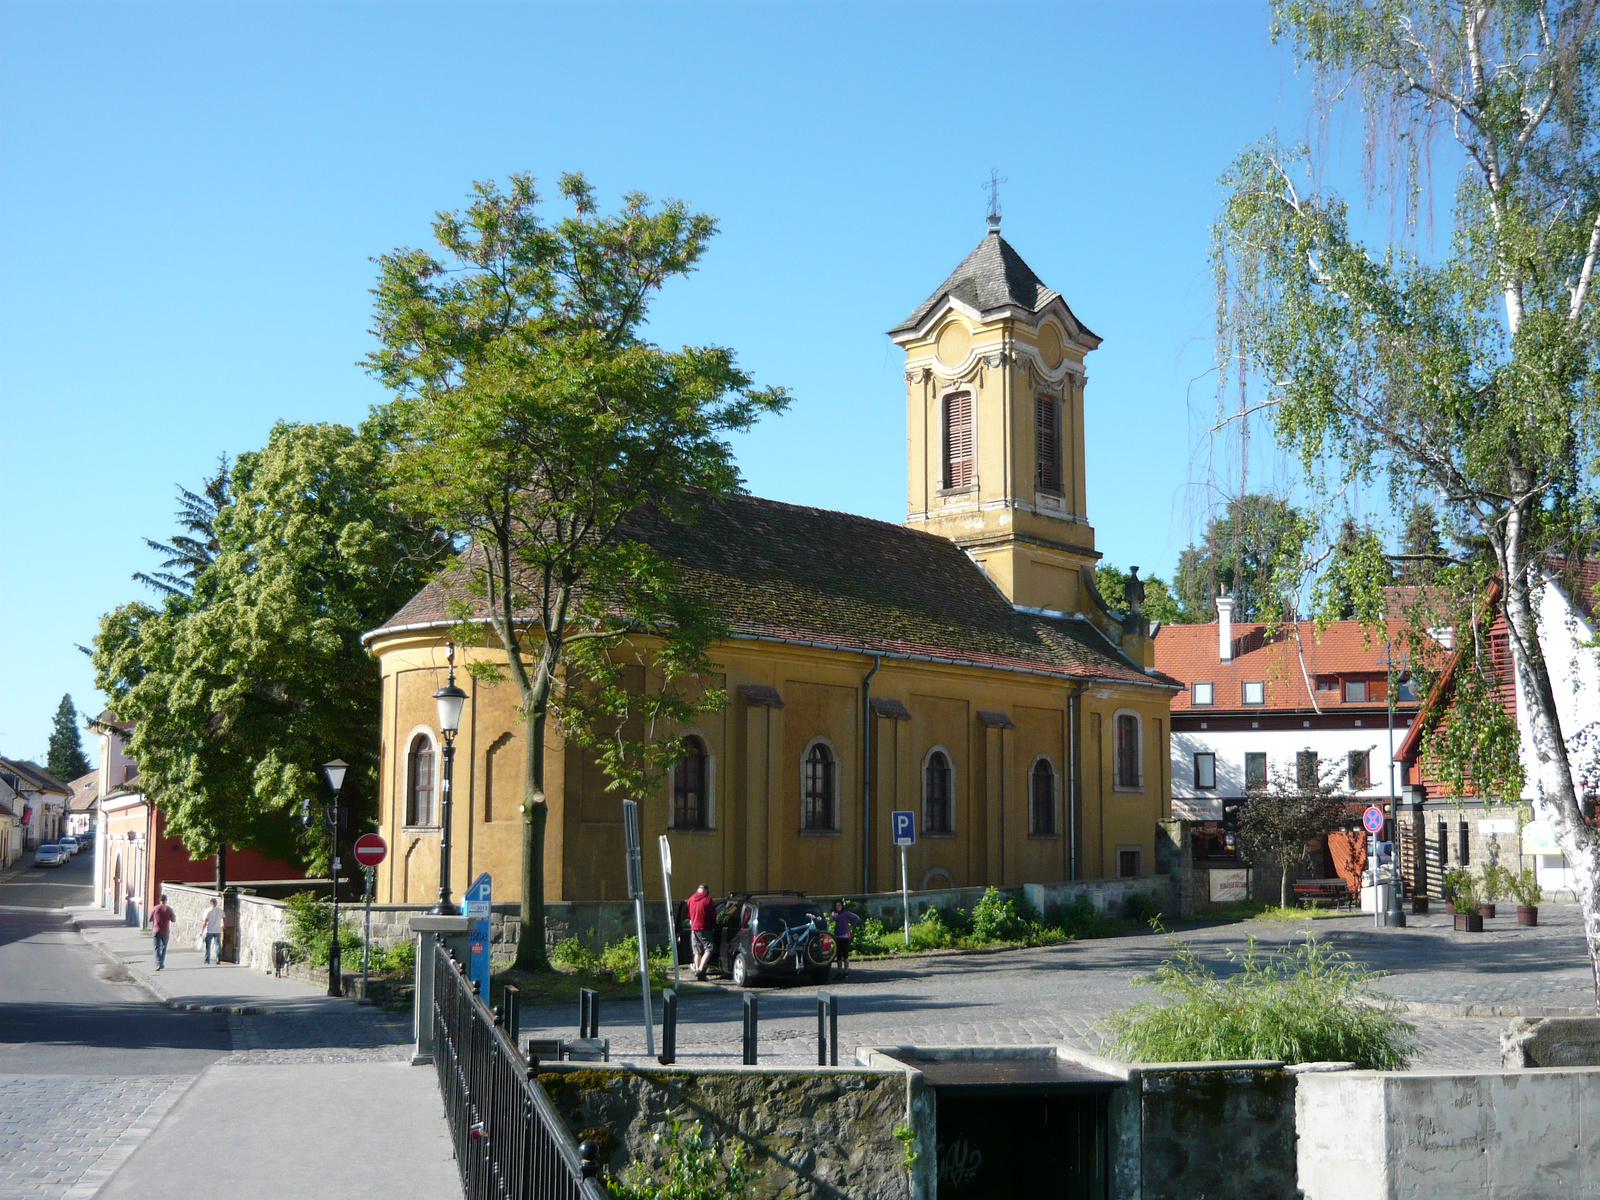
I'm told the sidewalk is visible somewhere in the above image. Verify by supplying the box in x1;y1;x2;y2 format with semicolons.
67;906;461;1200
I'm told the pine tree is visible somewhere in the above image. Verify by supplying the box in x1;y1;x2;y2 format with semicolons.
47;694;90;781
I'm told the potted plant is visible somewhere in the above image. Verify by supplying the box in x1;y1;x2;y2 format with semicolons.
1508;868;1541;926
1443;868;1483;932
1478;863;1504;919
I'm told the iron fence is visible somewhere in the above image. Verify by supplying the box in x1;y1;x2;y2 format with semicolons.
431;940;607;1200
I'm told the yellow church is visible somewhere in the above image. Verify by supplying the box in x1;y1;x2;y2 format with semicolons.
364;218;1180;908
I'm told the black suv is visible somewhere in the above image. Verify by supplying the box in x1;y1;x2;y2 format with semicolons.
715;891;833;987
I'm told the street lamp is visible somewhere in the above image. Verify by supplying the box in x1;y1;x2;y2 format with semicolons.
432;646;468;916
323;758;348;997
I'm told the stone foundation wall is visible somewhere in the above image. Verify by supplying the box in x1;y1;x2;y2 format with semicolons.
1501;1016;1600;1068
162;883;236;961
536;1063;922;1200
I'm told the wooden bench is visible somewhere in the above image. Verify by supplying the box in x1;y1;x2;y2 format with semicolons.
1292;878;1353;909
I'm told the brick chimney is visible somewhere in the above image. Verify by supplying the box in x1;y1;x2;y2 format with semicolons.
1216;591;1234;662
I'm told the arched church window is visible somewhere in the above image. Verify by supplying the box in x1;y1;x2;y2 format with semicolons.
673;736;709;830
803;743;836;831
407;734;436;826
1030;758;1057;836
924;750;953;834
1036;393;1061;492
943;392;973;488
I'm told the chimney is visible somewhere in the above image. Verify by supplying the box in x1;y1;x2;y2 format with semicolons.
1216;591;1234;662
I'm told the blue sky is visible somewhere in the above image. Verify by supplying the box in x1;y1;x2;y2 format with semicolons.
1;1;1344;765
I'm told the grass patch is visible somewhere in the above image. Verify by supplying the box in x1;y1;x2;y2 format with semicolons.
849;888;1156;958
1103;934;1415;1070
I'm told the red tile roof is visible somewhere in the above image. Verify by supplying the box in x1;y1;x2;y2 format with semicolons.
1154;619;1420;714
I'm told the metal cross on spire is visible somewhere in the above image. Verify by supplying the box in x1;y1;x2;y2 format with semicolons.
984;169;1007;231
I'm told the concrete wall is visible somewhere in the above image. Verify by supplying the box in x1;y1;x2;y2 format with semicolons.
1136;1061;1295;1199
1297;1067;1600;1199
536;1063;925;1200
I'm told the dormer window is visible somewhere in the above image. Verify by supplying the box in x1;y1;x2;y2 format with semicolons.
1343;679;1368;703
1242;681;1265;706
1191;682;1214;707
943;391;974;488
1035;393;1061;492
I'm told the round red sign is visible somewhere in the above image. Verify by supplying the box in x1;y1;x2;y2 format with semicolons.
353;832;388;867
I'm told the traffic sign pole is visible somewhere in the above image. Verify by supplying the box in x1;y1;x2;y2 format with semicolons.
658;835;679;991
890;811;916;944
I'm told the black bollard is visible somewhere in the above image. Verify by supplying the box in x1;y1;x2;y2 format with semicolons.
817;990;839;1066
659;989;677;1065
504;984;521;1043
742;991;758;1066
579;987;599;1039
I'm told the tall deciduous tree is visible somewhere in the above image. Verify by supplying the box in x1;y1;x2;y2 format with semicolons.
368;174;788;970
94;422;447;885
1215;0;1600;999
1238;756;1356;907
46;695;90;782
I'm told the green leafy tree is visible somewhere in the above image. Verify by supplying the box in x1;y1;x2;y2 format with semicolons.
1312;518;1393;623
46;695;90;781
1213;0;1600;999
134;458;230;598
1173;493;1309;623
1395;501;1449;584
1236;755;1353;907
93;422;447;885
1095;564;1183;625
368;174;788;970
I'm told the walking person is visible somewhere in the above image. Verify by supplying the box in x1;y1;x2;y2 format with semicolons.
687;883;716;981
830;899;861;980
150;893;176;971
201;897;224;964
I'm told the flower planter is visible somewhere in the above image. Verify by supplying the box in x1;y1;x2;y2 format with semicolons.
1454;913;1484;932
1478;903;1497;919
1517;906;1539;927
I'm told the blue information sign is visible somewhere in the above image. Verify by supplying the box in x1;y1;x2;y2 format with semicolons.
464;872;492;997
891;810;916;847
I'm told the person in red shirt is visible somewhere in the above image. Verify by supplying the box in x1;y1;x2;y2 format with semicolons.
686;884;716;981
150;893;177;971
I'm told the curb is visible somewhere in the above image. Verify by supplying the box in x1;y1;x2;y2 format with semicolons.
1400;1000;1597;1020
70;913;277;1016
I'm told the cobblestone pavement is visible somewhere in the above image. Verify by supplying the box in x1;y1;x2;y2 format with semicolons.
516;902;1596;1071
0;1076;194;1199
222;1007;415;1064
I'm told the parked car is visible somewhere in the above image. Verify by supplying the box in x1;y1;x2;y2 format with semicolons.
58;836;79;856
32;844;66;868
715;891;833;987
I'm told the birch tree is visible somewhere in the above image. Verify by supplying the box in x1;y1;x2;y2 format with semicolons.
368;174;787;971
1214;0;1600;1000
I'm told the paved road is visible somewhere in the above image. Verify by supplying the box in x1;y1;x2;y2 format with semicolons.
0;848;458;1200
517;904;1598;1070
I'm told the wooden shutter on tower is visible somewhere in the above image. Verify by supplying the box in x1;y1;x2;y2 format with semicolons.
944;392;973;488
1036;394;1061;491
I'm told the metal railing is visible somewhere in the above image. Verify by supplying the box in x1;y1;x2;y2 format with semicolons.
431;940;607;1200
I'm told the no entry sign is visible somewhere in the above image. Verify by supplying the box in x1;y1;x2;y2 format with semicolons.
353;832;388;867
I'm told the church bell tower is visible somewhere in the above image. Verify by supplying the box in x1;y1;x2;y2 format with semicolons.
890;216;1102;616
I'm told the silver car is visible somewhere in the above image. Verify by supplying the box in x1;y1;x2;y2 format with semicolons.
33;844;66;868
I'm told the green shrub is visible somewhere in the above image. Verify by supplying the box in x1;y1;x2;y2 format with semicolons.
552;935;600;972
1104;935;1415;1070
1479;863;1507;903
605;1118;756;1199
970;887;1028;942
283;891;361;968
373;937;416;974
1442;868;1481;915
934;903;973;936
1125;891;1164;925
1507;868;1542;907
1045;895;1100;937
850;917;894;956
597;935;671;988
905;908;959;951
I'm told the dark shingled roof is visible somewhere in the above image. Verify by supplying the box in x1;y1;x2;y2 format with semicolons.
889;231;1098;341
375;493;1175;690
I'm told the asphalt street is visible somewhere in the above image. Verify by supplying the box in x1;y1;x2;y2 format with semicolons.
0;850;231;1075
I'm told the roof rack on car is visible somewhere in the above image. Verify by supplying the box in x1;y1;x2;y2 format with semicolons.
724;889;809;899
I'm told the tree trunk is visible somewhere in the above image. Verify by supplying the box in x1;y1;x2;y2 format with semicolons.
514;707;551;972
216;844;227;893
1281;867;1290;910
1497;507;1600;1008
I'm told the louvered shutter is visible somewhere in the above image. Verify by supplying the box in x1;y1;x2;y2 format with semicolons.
944;392;973;488
1036;394;1060;491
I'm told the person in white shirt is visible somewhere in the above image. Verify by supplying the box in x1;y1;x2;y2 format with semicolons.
201;899;224;964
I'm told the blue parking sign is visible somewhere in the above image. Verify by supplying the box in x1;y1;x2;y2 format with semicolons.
891;810;916;846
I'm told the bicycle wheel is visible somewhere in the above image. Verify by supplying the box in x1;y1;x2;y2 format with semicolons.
753;932;786;966
805;932;834;967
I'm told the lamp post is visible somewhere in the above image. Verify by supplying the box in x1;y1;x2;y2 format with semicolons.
323;758;348;997
1381;640;1407;929
432;648;468;916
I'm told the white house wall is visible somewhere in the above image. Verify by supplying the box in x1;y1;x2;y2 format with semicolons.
1172;721;1415;818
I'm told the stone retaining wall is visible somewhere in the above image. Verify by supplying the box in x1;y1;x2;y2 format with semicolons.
162;883;236;961
537;1063;924;1200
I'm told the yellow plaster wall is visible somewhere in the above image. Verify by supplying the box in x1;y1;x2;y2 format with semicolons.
371;631;1173;905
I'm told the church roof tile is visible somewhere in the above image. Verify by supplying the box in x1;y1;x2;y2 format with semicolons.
374;492;1173;690
889;230;1098;342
